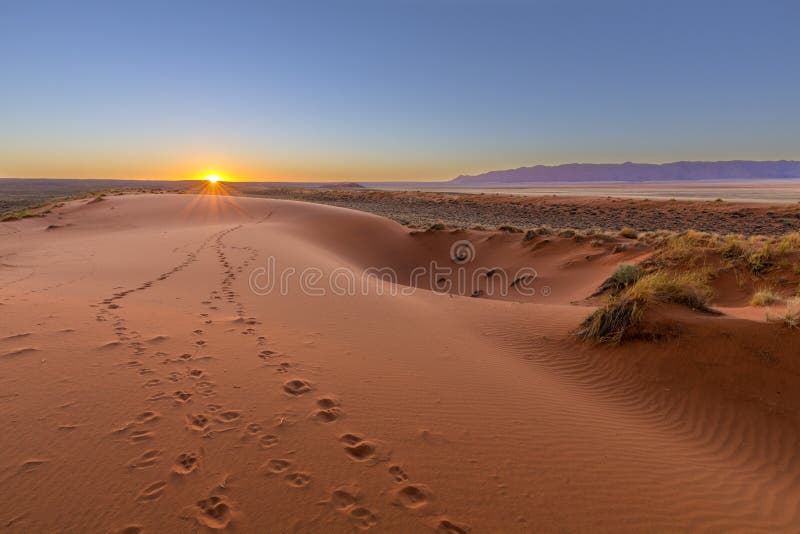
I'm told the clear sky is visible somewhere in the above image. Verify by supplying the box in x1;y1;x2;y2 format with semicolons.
1;0;798;182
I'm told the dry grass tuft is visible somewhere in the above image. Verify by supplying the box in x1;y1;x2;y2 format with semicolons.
579;269;715;343
576;295;644;343
768;298;800;329
751;288;780;307
618;226;639;239
592;263;642;296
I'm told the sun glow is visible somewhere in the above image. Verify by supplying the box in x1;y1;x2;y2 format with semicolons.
205;174;221;183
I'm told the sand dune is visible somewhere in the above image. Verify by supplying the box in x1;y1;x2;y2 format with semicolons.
0;193;798;532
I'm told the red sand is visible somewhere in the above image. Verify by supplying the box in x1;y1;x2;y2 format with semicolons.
1;193;798;532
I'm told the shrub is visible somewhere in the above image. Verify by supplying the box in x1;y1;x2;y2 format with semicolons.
768;298;800;329
580;269;715;343
576;295;644;343
428;221;447;231
719;236;747;260
498;224;522;233
592;264;642;296
751;288;780;307
746;247;773;275
627;271;713;311
558;229;576;238
619;227;639;239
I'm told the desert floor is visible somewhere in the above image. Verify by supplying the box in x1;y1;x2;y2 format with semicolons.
1;193;798;533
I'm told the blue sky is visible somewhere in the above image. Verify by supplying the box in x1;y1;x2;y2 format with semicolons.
1;0;798;181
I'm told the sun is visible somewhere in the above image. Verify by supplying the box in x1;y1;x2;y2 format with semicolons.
205;174;221;183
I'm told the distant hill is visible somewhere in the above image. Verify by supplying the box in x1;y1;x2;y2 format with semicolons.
451;160;800;185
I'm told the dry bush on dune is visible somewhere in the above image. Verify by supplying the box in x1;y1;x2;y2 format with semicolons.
592;263;642;296
751;288;780;307
767;298;800;329
576;295;645;343
626;271;714;311
581;227;800;344
619;226;639;239
578;270;715;343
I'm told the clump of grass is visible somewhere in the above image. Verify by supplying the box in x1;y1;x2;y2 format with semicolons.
775;232;800;255
751;288;780;307
579;269;715;343
619;226;638;239
719;236;747;260
768;298;800;329
523;230;537;241
660;230;713;262
0;207;44;222
498;224;522;233
428;221;447;231
592;263;642;296
558;229;576;238
746;247;773;275
576;295;644;343
627;271;714;311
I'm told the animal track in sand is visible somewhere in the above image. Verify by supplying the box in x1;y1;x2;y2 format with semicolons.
195;380;216;397
388;465;409;483
259;434;279;449
263;458;292;475
173;452;199;475
143;379;162;387
137;480;166;501
338;433;387;464
113;526;143;534
173;390;193;404
282;378;313;396
313;396;342;422
213;410;241;424
244;423;263;437
258;350;276;360
393;483;434;510
330;486;359;509
349;507;379;530
313;407;341;423
18;458;50;473
127;449;161;469
134;411;160;424
205;403;223;413
326;486;378;530
284;471;312;488
129;430;155;443
435;518;472;533
186;414;210;431
189;495;234;530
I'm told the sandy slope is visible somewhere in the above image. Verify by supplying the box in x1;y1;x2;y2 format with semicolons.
1;193;798;533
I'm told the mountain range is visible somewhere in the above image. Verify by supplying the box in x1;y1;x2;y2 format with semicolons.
451;160;800;185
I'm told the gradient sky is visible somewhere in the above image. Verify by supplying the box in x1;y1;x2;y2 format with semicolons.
1;0;798;181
